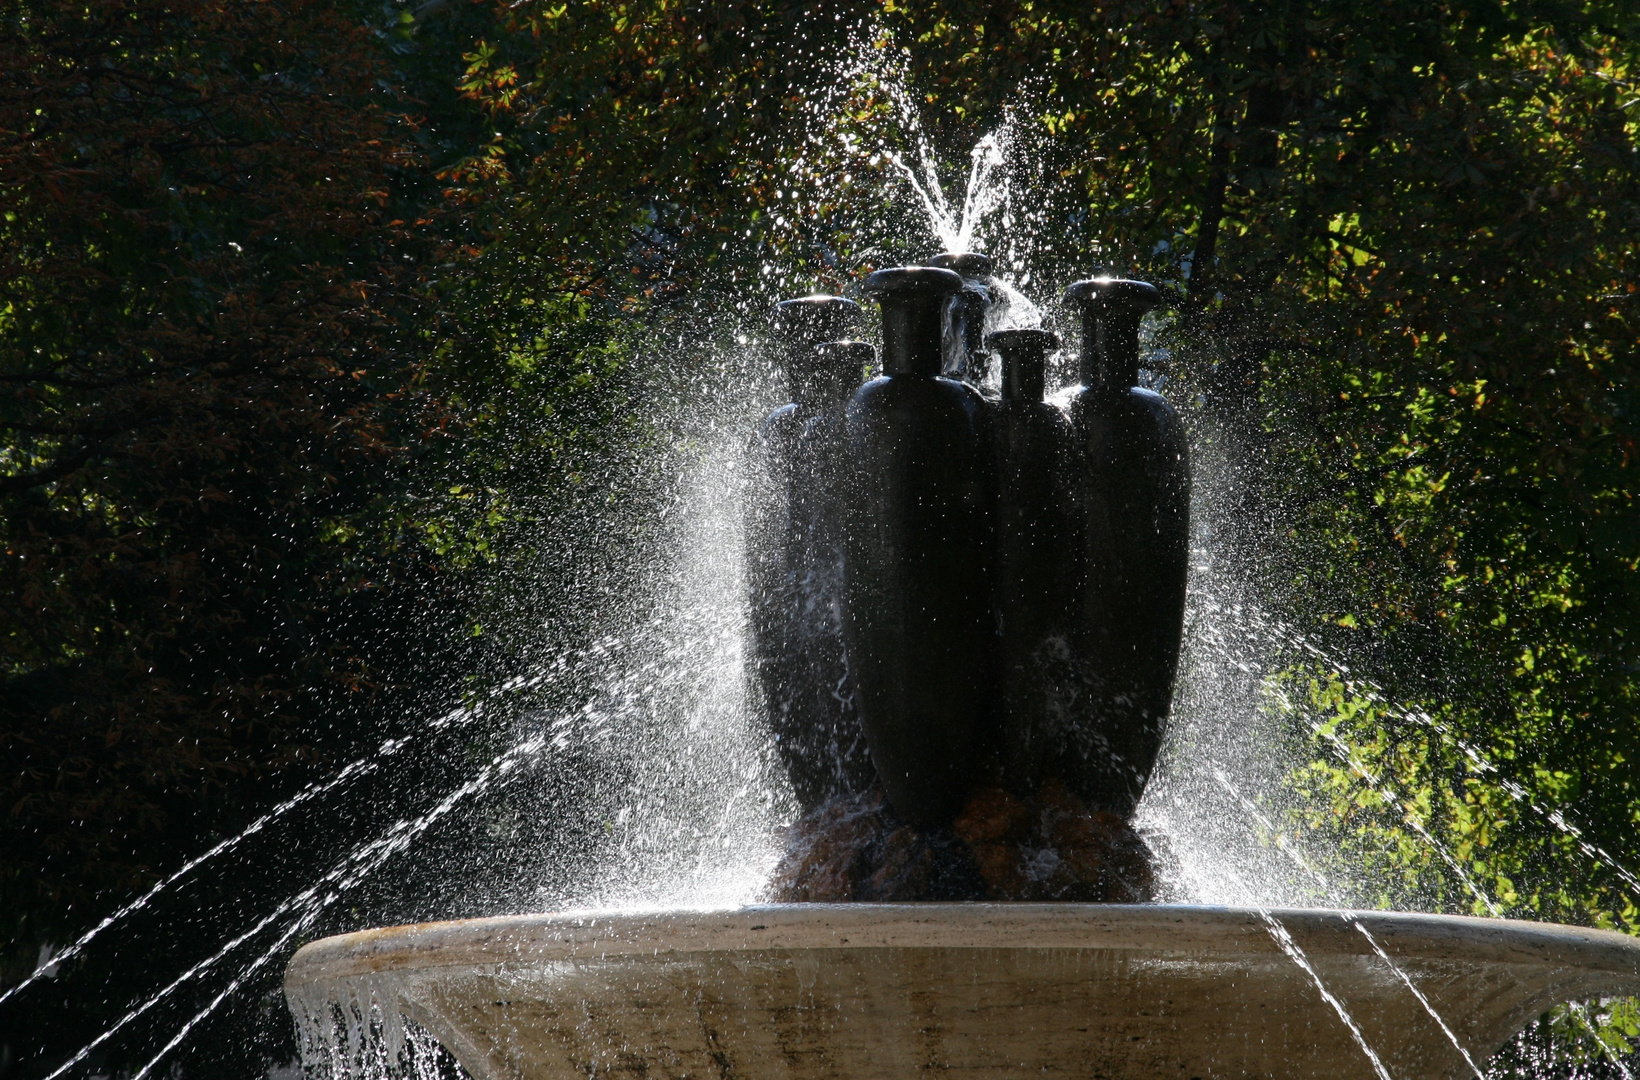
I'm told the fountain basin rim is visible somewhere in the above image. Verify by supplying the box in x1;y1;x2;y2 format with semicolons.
285;903;1640;988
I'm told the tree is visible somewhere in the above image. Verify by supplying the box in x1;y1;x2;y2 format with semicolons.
0;0;457;953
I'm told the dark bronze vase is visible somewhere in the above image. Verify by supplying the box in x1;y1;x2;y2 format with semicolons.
925;251;994;389
783;340;879;806
842;266;996;828
986;328;1083;795
1060;278;1190;817
746;295;871;809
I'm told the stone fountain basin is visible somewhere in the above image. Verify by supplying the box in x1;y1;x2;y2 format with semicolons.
284;903;1640;1080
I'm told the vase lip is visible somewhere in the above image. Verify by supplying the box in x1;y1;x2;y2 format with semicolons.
770;294;863;341
987;328;1060;354
863;265;964;301
1060;277;1162;312
924;251;993;279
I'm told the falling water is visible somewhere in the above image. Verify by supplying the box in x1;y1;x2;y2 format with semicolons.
1251;904;1397;1080
1212;767;1489;1080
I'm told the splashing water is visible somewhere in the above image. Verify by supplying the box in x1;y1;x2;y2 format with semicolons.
7;345;788;1078
883;131;1010;254
773;27;1051;278
1210;767;1488;1080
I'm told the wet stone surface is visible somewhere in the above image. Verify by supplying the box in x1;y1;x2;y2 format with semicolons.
765;781;1156;903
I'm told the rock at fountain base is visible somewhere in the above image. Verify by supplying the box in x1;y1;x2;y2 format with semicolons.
765;781;1155;902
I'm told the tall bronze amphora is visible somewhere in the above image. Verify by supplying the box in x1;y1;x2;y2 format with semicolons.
843;267;996;828
1061;278;1190;816
747;296;872;809
925;251;993;388
986;329;1082;796
785;339;878;806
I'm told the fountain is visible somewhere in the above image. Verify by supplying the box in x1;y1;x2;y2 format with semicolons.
0;24;1621;1077
284;254;1640;1079
285;905;1640;1080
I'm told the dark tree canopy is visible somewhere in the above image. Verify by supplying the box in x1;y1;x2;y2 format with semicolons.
0;0;1636;1070
0;0;457;947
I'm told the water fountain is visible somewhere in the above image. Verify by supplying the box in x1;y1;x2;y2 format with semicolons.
283;258;1640;1079
0;29;1624;1076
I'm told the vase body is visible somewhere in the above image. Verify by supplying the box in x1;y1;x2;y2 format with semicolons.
746;297;873;810
843;267;996;828
987;330;1083;795
1060;279;1190;816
